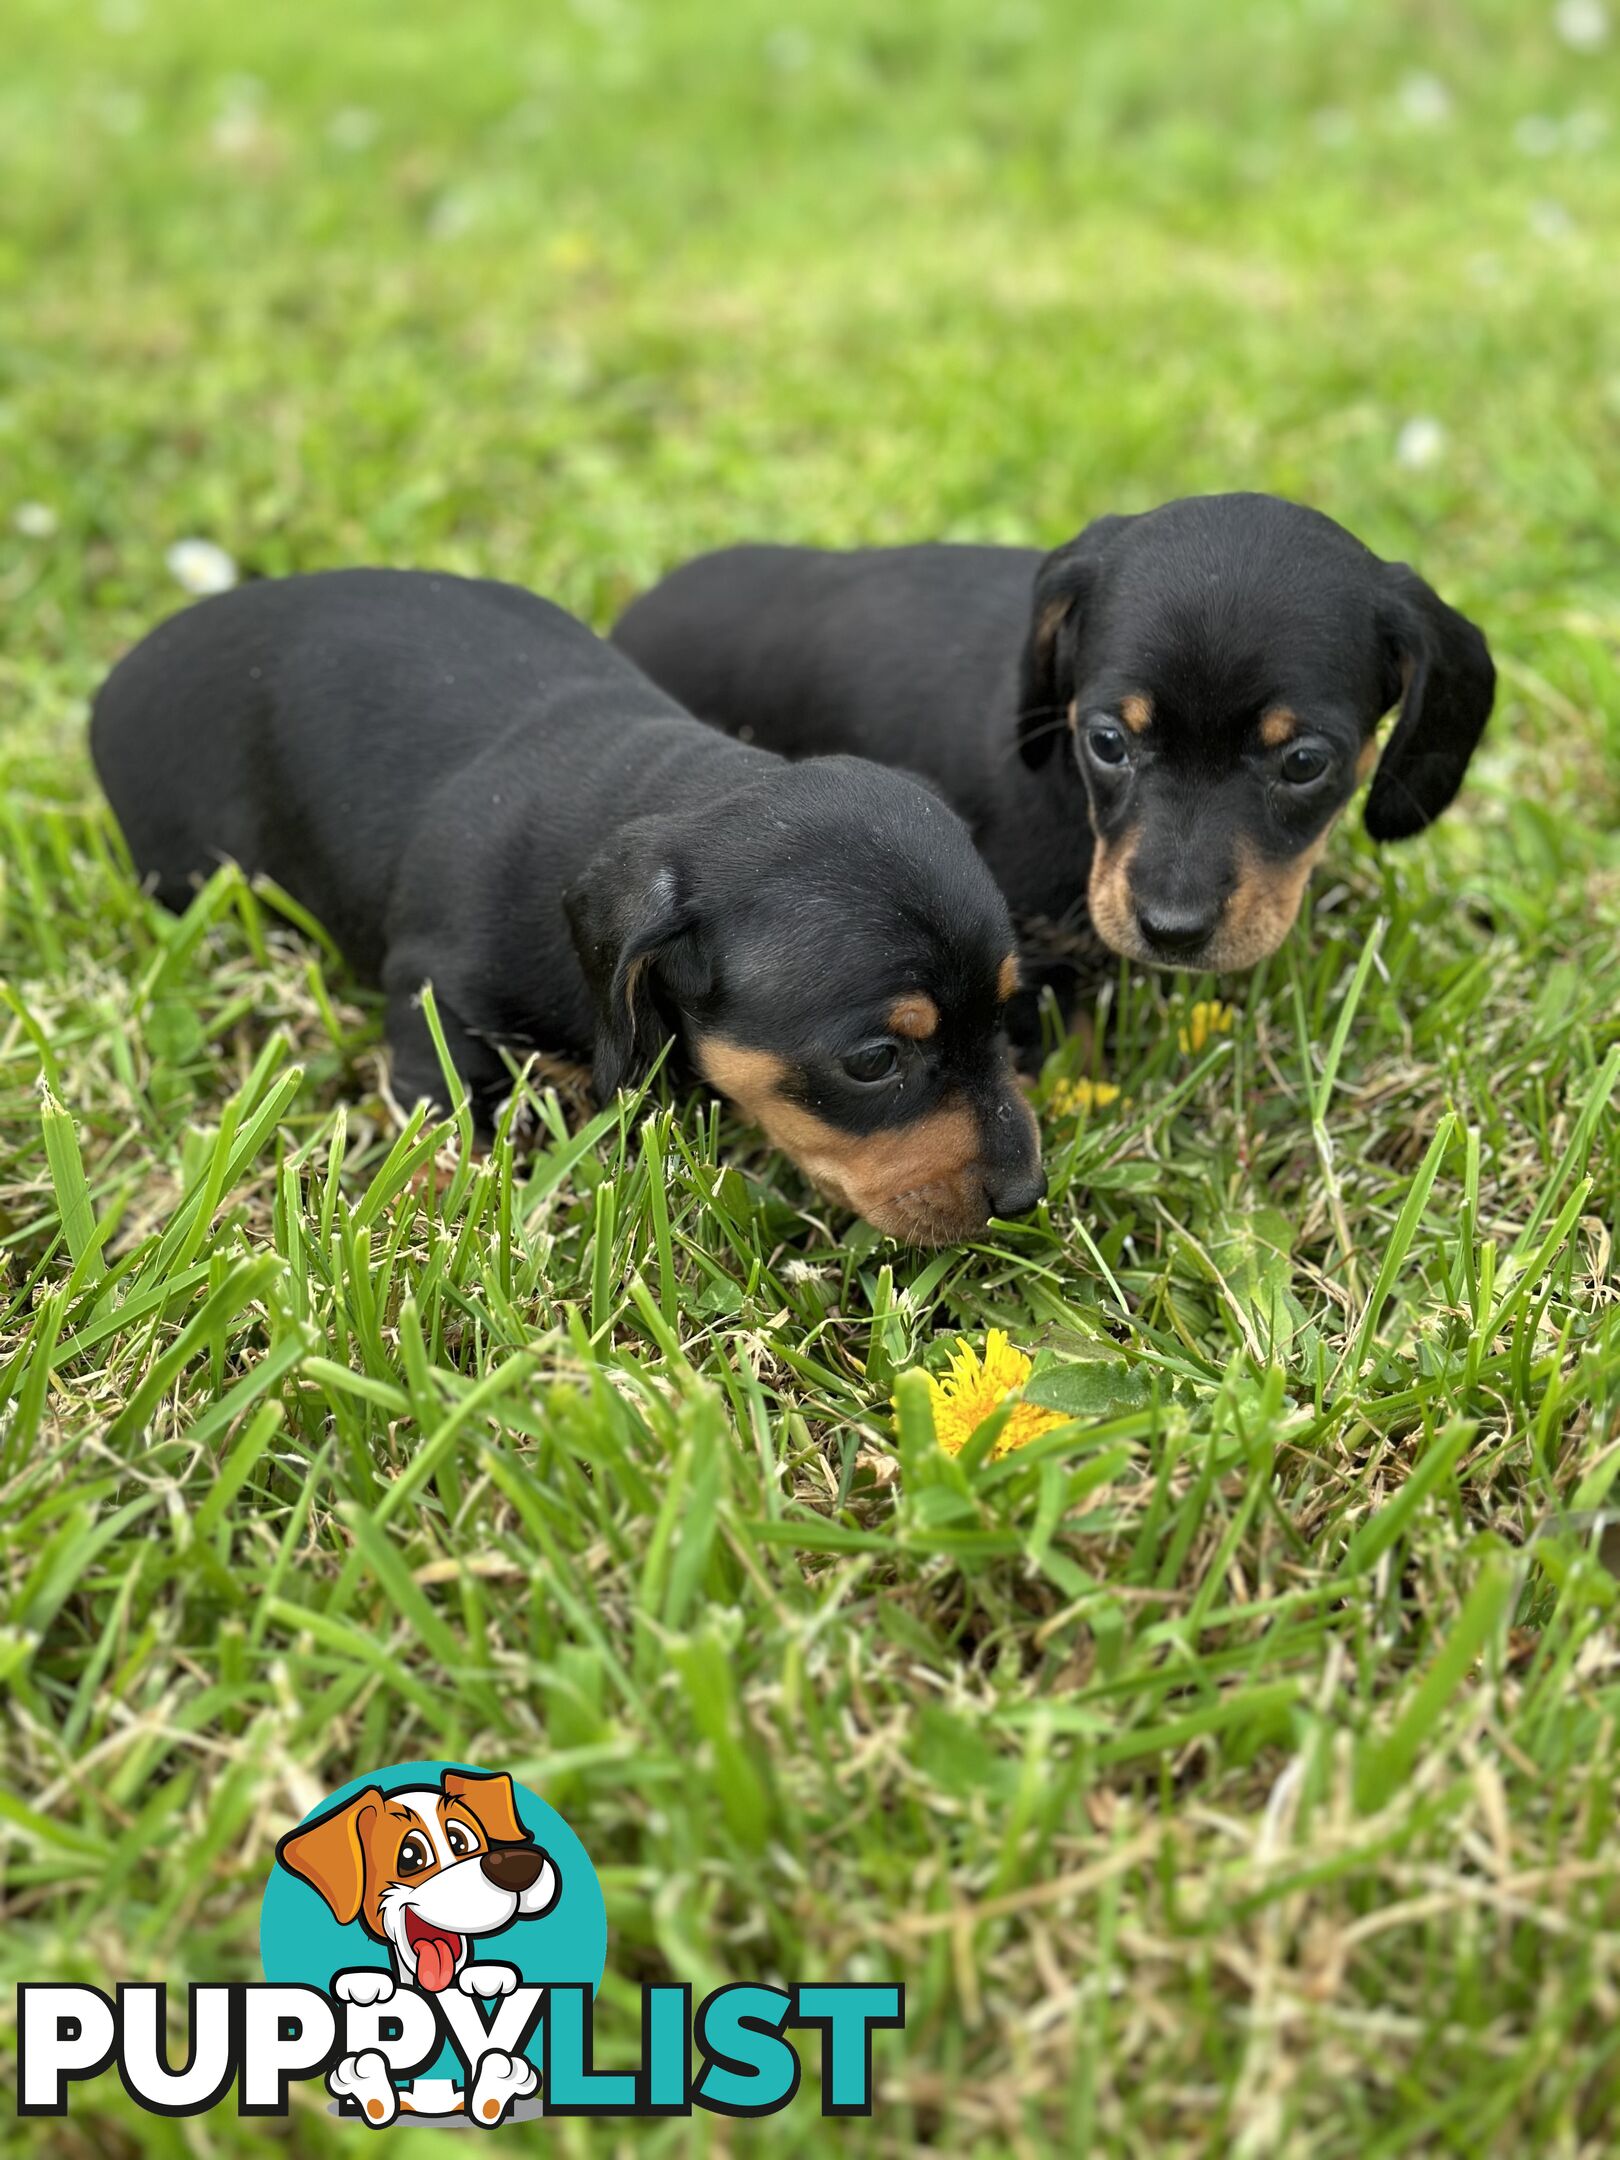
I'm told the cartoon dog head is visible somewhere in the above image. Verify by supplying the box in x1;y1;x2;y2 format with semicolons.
276;1770;561;1994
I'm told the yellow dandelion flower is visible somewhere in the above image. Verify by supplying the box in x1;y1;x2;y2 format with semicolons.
1048;1075;1122;1118
907;1329;1067;1459
1179;1000;1236;1055
547;231;598;272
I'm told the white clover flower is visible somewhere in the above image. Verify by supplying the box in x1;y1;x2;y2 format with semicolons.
12;501;59;539
94;89;146;136
764;27;813;71
1566;106;1610;152
427;192;479;241
1554;0;1609;51
327;106;379;152
1397;72;1453;128
1394;417;1447;472
165;538;239;595
1514;114;1563;156
211;102;266;158
210;74;268;159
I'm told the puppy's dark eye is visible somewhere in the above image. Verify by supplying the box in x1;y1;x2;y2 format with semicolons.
1086;722;1129;768
445;1821;475;1857
1280;742;1331;785
398;1835;432;1874
842;1041;900;1084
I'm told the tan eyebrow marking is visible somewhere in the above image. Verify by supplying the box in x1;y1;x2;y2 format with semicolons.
997;953;1021;1003
1121;693;1152;734
1259;706;1298;748
886;993;939;1040
1356;737;1378;781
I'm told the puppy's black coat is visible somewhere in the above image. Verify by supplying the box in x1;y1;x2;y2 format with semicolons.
614;493;1495;1020
91;570;1043;1244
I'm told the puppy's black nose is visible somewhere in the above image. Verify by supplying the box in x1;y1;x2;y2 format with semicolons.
481;1845;544;1892
985;1162;1047;1219
1136;901;1218;958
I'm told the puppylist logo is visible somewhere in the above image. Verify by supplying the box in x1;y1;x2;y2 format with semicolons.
17;1759;904;2126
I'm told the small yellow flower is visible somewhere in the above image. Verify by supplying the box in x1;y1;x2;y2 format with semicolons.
548;231;598;272
1179;1000;1235;1055
1048;1075;1122;1117
907;1329;1066;1459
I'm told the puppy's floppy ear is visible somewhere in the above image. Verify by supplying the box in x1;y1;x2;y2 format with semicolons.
1017;514;1133;768
1364;564;1496;841
276;1788;383;1926
443;1769;529;1845
563;821;711;1100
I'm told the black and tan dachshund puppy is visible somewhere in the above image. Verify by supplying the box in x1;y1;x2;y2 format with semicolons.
91;570;1044;1245
614;493;1495;1025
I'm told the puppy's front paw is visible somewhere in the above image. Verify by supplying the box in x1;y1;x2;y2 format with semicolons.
334;1968;396;2007
459;1962;520;1999
468;2049;537;2126
329;2049;399;2126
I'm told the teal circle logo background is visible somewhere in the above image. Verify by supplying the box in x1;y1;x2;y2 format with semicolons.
260;1760;606;2083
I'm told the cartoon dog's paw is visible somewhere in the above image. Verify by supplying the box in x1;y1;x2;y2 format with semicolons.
329;2049;399;2126
468;2049;537;2126
459;1962;520;1999
334;1968;396;2007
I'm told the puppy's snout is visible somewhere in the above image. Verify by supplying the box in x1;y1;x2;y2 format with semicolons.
1135;897;1220;959
480;1845;546;1893
984;1160;1047;1219
979;1091;1045;1222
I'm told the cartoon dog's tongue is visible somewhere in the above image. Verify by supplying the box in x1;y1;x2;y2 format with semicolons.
404;1911;462;1992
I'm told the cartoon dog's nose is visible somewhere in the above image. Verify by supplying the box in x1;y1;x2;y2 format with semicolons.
480;1845;546;1892
1136;899;1218;959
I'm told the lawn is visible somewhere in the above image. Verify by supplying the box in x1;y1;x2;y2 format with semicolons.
3;0;1620;2150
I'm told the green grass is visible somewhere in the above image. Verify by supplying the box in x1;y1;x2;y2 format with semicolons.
4;0;1620;2150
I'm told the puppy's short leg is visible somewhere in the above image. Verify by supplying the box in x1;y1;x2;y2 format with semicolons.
383;987;511;1134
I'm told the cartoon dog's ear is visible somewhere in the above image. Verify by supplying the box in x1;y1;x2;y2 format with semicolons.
276;1789;383;1926
443;1769;528;1845
563;822;712;1100
1364;565;1496;841
1017;515;1133;768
